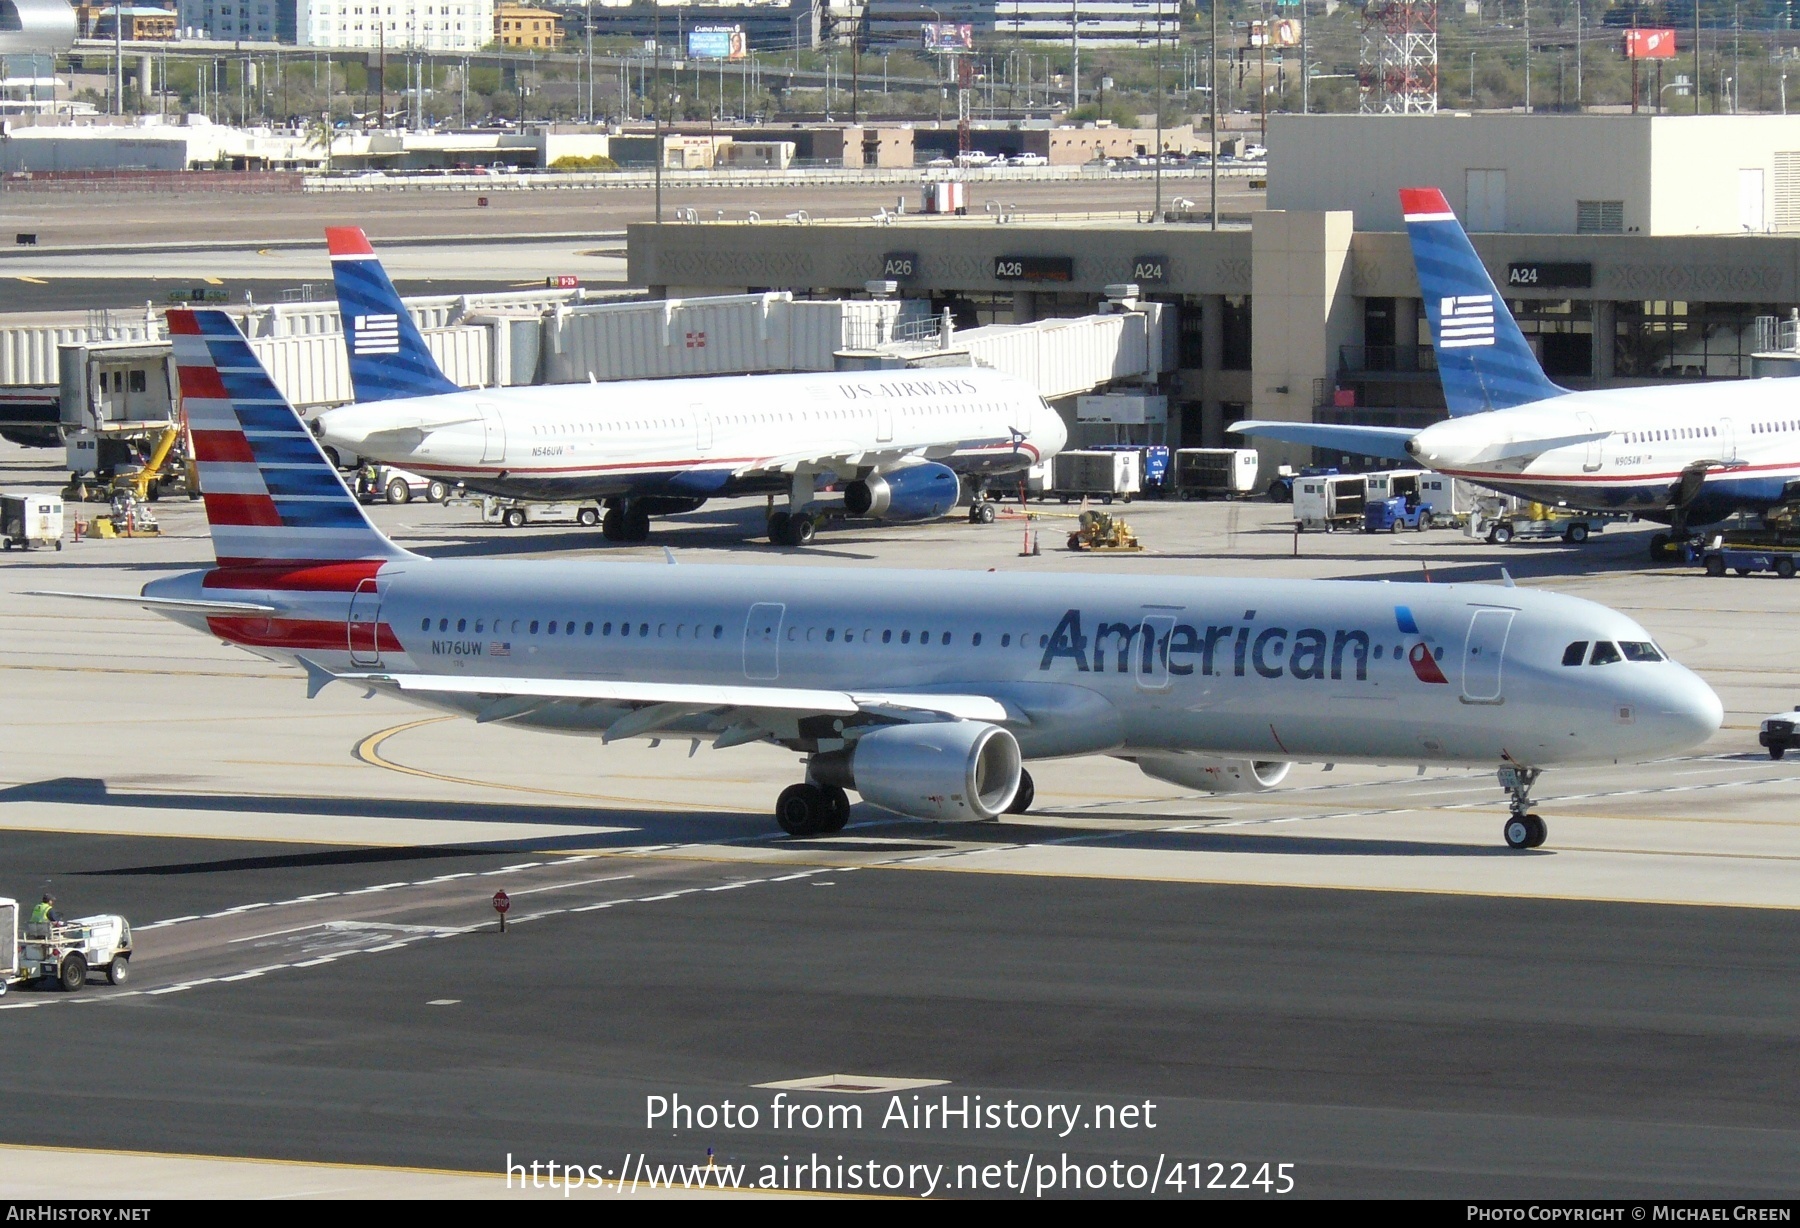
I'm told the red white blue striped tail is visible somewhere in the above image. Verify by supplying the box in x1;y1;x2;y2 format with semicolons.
170;309;410;567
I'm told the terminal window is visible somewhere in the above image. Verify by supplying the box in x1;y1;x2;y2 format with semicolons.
1615;300;1785;379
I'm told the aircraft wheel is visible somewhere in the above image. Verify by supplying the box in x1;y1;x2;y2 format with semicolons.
1006;769;1035;815
1503;816;1534;850
775;783;832;837
791;514;817;546
1648;532;1672;562
974;502;997;524
1524;814;1548;848
624;506;652;542
602;507;624;541
1704;555;1726;577
767;511;792;546
820;786;851;833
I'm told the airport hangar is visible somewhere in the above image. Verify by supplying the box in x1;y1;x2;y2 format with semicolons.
631;112;1800;469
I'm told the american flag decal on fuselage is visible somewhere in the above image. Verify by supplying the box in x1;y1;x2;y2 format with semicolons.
1438;295;1496;349
352;313;402;355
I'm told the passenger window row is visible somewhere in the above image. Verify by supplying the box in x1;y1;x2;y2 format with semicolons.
1561;640;1666;666
1751;420;1799;435
420;616;726;641
1623;427;1715;445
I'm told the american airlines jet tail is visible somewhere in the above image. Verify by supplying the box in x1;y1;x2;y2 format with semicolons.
316;228;1065;548
1235;187;1800;560
42;310;1722;849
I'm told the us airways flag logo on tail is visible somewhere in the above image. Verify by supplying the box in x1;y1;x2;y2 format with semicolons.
170;309;410;568
326;226;461;403
351;313;401;355
1437;295;1496;349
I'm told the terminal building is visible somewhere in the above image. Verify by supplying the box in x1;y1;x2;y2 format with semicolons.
628;113;1800;463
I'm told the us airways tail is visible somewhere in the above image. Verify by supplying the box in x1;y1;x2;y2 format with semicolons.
325;226;461;403
171;309;410;567
1399;186;1565;415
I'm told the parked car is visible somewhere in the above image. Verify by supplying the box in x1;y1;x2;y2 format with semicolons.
1008;152;1048;167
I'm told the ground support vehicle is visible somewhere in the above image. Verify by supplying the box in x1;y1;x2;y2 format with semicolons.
1292;473;1366;532
0;900;132;994
355;465;449;506
1051;450;1141;504
1691;531;1800;579
1266;465;1338;504
1760;707;1800;758
0;493;63;551
1363;495;1435;532
1089;445;1171;498
1173;448;1260;500
1470;500;1614;545
1066;509;1142;552
480;496;603;530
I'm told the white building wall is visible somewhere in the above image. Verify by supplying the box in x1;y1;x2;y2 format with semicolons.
297;0;493;50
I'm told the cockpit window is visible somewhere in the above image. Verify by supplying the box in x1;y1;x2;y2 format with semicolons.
1562;641;1588;667
1590;641;1622;665
1619;641;1664;662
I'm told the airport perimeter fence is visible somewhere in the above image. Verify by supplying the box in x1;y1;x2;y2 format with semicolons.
1;170;306;193
300;164;1261;193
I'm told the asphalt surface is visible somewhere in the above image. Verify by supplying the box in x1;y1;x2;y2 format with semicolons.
0;831;1796;1197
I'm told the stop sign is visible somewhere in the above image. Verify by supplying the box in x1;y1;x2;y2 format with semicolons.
493;890;510;914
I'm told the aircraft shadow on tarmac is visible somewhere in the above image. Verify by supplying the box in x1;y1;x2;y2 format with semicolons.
3;778;1521;865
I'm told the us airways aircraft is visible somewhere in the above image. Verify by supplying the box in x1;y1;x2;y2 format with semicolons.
42;311;1721;849
1233;187;1800;561
315;228;1065;547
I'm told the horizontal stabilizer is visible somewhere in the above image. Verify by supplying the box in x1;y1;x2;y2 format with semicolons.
1227;420;1419;461
29;591;278;616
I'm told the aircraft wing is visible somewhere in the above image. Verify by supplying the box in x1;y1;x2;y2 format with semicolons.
731;445;914;480
1227;420;1419;461
305;661;1018;743
1459;430;1613;464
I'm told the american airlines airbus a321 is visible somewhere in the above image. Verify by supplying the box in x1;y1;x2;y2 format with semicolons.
1234;186;1800;561
314;227;1065;547
43;311;1722;849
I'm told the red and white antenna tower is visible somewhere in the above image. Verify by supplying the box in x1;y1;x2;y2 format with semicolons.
1358;0;1439;114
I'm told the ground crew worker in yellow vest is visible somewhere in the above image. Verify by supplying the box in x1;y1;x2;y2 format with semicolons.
29;894;61;926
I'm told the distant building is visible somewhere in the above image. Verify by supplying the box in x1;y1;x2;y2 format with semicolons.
82;4;180;39
172;0;493;49
0;0;79;55
549;1;822;51
863;0;1178;49
494;2;559;47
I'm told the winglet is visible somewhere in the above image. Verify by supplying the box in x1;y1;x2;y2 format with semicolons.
296;655;340;699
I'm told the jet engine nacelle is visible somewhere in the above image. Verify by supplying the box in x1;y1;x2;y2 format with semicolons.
842;462;961;522
812;721;1021;821
1132;754;1292;793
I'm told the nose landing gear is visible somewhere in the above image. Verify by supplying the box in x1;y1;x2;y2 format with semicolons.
1499;764;1548;849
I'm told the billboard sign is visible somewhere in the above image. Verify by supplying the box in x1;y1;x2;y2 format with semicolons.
1623;29;1678;59
684;26;748;60
922;22;974;52
688;26;747;61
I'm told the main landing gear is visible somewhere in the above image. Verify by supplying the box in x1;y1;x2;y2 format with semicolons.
602;501;652;543
1648;510;1695;564
774;782;851;836
1498;764;1548;850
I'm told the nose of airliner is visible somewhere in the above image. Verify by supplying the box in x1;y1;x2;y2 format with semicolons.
1033;400;1068;459
1645;667;1724;754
